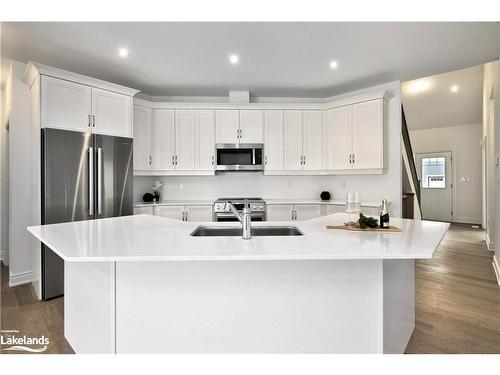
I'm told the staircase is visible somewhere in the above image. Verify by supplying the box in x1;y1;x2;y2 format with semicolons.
401;106;422;219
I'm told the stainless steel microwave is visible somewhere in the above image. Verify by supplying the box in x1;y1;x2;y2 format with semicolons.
215;143;263;172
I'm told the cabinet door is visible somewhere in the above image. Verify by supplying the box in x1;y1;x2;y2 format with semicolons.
266;205;294;221
175;110;195;171
239;110;263;143
215;110;239;143
263;110;284;171
323;106;352;170
91;88;132;137
155;205;185;221
133;105;152;170
302;111;322;170
326;204;345;215
283;111;303;170
153;109;175;171
294;204;321;221
352;99;383;169
134;206;154;215
195;110;215;172
185;205;213;222
41;76;92;132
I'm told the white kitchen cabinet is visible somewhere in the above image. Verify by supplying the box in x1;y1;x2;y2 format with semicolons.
185;205;213;222
239;110;263;143
91;88;132;137
352;99;384;170
153;109;175;171
41;76;92;132
134;206;154;215
266;204;295;221
155;205;185;221
323;106;352;170
133;105;153;171
175;110;196;171
215;110;239;143
263;110;284;171
283;111;303;170
326;204;345;215
302;111;322;170
294;204;321;221
195;110;215;172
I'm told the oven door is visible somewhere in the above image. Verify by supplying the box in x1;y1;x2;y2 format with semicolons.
216;144;263;171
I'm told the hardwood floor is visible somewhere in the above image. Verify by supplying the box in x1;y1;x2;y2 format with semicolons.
1;223;499;354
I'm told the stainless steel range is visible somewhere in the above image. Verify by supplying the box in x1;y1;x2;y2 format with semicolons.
213;197;266;222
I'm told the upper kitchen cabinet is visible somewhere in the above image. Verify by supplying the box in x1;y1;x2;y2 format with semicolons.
283;110;303;170
195;110;215;172
322;105;352;170
239;110;263;143
215;110;239;143
91;88;133;137
41;76;92;132
301;111;322;171
133;105;153;171
153;109;175;172
175;110;196;171
263;110;284;172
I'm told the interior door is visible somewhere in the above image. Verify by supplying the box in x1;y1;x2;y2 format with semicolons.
215;110;239;143
154;109;175;171
195;110;215;171
133;105;152;170
264;110;284;171
323;106;352;170
352;99;383;169
302;111;322;170
283;111;303;170
416;152;452;222
93;134;133;219
175;110;196;171
239;110;264;143
91;87;132;137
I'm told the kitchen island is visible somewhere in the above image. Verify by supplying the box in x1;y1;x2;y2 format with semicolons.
28;214;448;354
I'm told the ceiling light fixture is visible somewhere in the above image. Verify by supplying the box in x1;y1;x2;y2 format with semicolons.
118;48;129;58
329;61;338;69
450;85;459;93
229;54;239;64
408;80;430;93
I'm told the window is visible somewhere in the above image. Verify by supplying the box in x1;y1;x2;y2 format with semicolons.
422;157;445;188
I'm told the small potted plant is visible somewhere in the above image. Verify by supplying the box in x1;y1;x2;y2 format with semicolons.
152;180;162;202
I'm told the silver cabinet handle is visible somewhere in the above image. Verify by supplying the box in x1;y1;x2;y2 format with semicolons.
88;114;91;127
303;155;306;165
211;155;214;165
172;155;175;165
92;115;96;127
185;211;188;221
352;153;355;164
175;155;178;165
149;155;152;166
97;148;103;215
264;155;268;165
88;147;94;216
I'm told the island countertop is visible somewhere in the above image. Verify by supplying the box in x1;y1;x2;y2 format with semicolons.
27;213;449;262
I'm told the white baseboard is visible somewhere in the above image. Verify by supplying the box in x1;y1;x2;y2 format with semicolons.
454;216;482;225
493;256;500;287
486;233;495;251
9;270;32;287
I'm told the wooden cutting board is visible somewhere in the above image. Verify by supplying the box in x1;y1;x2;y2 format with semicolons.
326;225;401;232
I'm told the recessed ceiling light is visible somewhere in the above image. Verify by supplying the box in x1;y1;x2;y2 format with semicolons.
451;85;459;93
118;48;129;58
408;80;430;93
229;54;239;64
329;61;339;69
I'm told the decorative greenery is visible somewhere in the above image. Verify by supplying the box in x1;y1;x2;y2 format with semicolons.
358;213;379;229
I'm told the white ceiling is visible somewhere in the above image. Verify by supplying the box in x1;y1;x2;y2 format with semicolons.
402;64;484;131
1;22;499;98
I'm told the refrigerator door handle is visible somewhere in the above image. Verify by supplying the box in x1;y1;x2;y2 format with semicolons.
88;146;94;216
97;147;103;215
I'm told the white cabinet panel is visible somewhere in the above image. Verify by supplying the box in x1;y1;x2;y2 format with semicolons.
91;88;132;137
185;205;212;222
239;110;263;143
134;206;154;215
216;110;239;143
133;105;152;171
283;111;303;170
155;205;185;220
302;111;322;170
175;110;196;171
154;109;175;171
195;110;215;172
267;205;294;221
295;204;321;221
352;99;383;170
41;76;91;132
323;106;352;170
326;204;345;215
264;110;284;171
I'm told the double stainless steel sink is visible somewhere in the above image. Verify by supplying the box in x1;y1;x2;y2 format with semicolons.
190;225;304;237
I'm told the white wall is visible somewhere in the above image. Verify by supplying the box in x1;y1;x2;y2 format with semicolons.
134;81;402;216
0;65;10;266
410;123;483;224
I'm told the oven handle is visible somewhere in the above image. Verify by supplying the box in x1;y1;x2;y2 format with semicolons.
252;148;255;165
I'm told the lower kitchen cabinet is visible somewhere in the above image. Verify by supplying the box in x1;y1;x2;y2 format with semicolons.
295;204;321;221
267;204;321;221
154;205;212;222
155;205;185;220
134;206;154;215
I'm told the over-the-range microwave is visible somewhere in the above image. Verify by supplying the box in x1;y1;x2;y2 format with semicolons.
215;143;263;172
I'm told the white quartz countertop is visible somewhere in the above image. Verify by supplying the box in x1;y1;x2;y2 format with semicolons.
28;214;449;262
134;199;382;207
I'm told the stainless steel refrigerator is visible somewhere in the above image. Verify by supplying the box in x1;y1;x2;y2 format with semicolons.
41;128;133;299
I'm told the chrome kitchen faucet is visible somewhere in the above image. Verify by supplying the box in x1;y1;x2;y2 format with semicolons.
224;200;252;239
